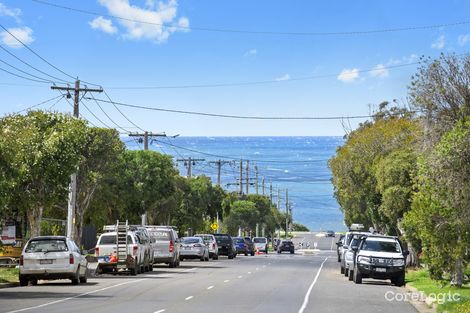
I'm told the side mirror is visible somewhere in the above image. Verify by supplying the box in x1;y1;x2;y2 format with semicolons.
403;250;409;256
336;242;342;246
351;246;358;252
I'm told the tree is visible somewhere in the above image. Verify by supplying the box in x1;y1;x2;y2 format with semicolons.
224;200;259;235
0;111;87;237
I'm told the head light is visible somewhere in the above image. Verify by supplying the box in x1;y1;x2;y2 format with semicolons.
357;256;370;264
393;258;405;266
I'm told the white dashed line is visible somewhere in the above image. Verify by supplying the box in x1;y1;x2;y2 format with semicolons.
238;275;243;279
256;268;259;271
247;271;252;274
185;296;194;301
224;279;230;283
207;286;214;290
154;310;166;313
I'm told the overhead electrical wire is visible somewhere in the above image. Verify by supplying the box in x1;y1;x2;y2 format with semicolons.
13;94;64;114
0;65;53;83
86;97;413;121
103;90;146;132
88;93;130;133
0;58;55;83
32;0;470;37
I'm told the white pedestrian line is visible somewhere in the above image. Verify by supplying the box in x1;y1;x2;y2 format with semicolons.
224;279;230;283
185;296;194;301
154;310;166;313
6;279;146;313
207;286;214;290
298;257;328;313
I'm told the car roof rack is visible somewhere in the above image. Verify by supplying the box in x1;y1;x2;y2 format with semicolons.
145;225;178;230
349;223;365;231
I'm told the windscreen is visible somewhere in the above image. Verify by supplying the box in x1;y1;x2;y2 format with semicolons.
25;239;68;253
99;235;133;245
234;238;245;244
214;235;230;244
183;238;201;244
362;240;401;253
253;238;267;243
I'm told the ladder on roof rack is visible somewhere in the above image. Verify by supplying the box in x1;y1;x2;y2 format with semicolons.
116;220;128;269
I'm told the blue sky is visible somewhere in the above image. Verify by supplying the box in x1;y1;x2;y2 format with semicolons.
1;0;470;136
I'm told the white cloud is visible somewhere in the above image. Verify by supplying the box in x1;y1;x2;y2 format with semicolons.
0;27;34;48
337;68;359;83
431;35;445;49
244;49;257;57
89;16;117;34
0;3;22;22
458;34;470;46
96;0;189;43
369;64;389;78
387;54;418;66
275;74;290;81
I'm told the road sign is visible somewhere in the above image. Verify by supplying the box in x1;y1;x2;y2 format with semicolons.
211;223;218;231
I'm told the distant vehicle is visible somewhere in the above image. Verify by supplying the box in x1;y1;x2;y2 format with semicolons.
147;226;180;268
19;236;88;286
195;234;219;260
325;230;335;237
336;234;345;262
233;237;254;256
277;240;295;254
339;231;371;274
244;237;256;256
351;235;408;286
179;237;209;261
213;233;236;259
272;238;281;250
253;237;268;253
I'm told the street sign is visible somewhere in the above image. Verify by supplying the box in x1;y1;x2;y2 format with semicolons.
211;223;218;231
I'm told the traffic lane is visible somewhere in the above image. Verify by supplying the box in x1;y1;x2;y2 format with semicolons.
292;232;338;251
308;255;418;313
166;253;329;313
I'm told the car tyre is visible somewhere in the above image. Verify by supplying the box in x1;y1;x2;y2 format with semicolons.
19;275;28;287
79;273;87;284
344;268;349;277
353;266;362;284
228;254;234;259
348;268;354;281
212;254;218;260
393;273;405;287
71;268;80;285
130;266;137;276
340;265;345;274
169;259;176;268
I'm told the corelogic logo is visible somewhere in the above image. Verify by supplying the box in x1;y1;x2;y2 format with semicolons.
385;291;461;305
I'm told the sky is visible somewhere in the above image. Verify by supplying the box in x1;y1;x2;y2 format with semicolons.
1;0;470;136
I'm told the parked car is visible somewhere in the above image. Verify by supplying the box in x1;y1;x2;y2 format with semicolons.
213;233;235;259
195;234;218;260
351;235;408;286
233;237;250;256
339;231;370;274
244;237;256;255
95;230;145;275
179;237;209;261
277;240;295;254
344;234;367;280
336;234;345;262
133;226;154;272
253;237;268;253
325;230;335;237
19;236;88;286
272;238;281;250
146;226;180;268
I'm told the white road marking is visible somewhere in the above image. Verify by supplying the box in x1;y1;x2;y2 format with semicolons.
330;237;335;251
247;271;252;274
256;268;259;271
237;276;243;279
207;285;214;290
224;279;230;283
6;279;146;313
185;296;194;301
182;267;196;272
154;310;166;313
298;257;328;313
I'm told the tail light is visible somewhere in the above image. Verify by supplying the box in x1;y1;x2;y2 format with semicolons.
19;255;24;266
69;254;74;264
212;243;215;249
194;244;202;247
169;240;174;253
95;247;99;256
133;245;138;256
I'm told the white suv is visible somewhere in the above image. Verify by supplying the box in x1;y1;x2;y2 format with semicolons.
19;236;88;286
195;234;219;260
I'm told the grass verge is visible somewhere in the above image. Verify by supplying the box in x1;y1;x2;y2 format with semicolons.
406;269;470;313
0;267;19;284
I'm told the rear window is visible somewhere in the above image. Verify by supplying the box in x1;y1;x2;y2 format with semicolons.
253;238;267;243
196;235;213;243
25;239;68;253
362;240;401;253
214;235;230;243
234;238;244;243
99;235;133;245
183;238;201;244
150;231;171;240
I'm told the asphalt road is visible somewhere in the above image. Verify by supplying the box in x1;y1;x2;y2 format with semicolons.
0;235;418;313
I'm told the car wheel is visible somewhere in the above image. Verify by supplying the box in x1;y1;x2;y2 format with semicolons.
228;254;234;259
340;265;345;274
353;266;362;284
79;274;87;284
290;250;294;254
200;256;205;261
337;255;341;262
244;252;248;256
19;275;29;287
71;268;80;285
393;272;406;287
212;254;218;260
348;268;354;281
344;268;349;277
130;265;137;276
169;260;175;268
251;251;255;256
30;279;38;286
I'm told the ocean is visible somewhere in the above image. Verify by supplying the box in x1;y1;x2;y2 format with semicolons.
124;136;345;232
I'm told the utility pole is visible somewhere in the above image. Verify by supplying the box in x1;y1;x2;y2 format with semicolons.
177;157;205;178
285;189;289;238
270;181;273;204
209;160;232;186
128;132;167;226
239;159;243;195
255;166;259;195
277;189;281;210
262;177;265;196
245;160;249;195
51;80;103;239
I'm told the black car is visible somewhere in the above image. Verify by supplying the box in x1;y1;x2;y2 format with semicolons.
244;237;256;256
277;240;295;254
326;230;335;237
213;233;236;259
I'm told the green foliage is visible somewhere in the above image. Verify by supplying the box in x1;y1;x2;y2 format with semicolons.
292;222;310;231
224;200;259;235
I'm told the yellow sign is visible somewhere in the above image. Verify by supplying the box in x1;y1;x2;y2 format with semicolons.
211;223;218;231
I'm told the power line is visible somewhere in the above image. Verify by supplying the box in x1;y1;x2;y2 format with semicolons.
12;94;64;114
88;93;130;133
32;0;470;37
103;90;145;132
0;65;52;83
87;97;414;121
0;58;55;83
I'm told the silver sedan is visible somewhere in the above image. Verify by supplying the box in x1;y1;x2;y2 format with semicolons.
179;237;209;262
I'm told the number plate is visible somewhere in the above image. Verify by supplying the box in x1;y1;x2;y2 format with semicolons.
375;267;386;272
40;259;53;264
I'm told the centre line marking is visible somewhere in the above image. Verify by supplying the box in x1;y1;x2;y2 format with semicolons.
6;279;146;313
185;296;194;301
154;310;166;313
247;271;252;274
207;286;214;290
224;279;230;283
298;257;328;313
238;275;243;279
